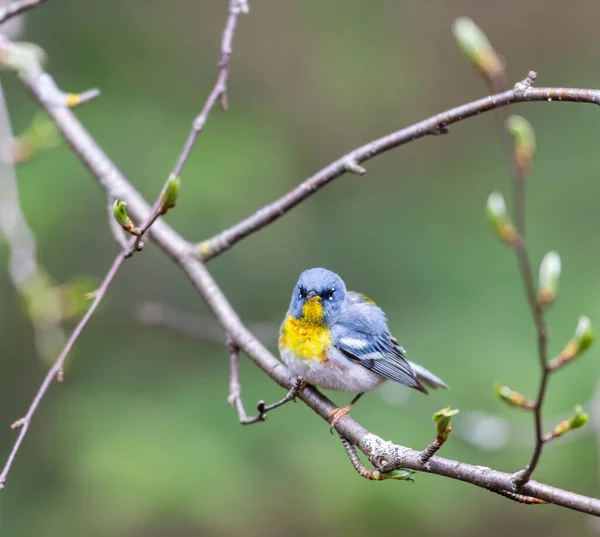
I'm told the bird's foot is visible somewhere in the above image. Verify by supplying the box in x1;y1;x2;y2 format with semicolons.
328;404;352;434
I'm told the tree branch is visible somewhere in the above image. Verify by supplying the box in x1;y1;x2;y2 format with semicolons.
479;67;552;488
172;0;247;178
194;82;600;261
0;252;124;488
136;300;277;343
4;53;600;512
0;0;45;25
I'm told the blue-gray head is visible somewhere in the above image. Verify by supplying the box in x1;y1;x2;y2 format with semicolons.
288;268;346;325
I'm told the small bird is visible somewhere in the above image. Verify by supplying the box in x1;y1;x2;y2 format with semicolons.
279;268;447;430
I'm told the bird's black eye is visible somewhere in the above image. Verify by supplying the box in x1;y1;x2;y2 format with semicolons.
298;286;306;299
323;287;335;301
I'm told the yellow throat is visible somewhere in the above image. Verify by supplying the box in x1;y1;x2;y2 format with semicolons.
279;298;331;362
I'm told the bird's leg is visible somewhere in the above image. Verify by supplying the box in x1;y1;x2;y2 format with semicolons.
328;393;364;433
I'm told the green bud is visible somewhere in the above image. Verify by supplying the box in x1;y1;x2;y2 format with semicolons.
548;405;589;441
379;469;415;482
550;316;595;370
112;200;140;235
506;115;536;171
433;407;459;441
486;192;517;246
160;173;181;212
494;383;534;409
575;316;594;353
113;200;129;227
568;405;589;430
538;251;561;308
452;17;502;78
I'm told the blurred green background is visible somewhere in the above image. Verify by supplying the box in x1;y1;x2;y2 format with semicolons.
2;1;600;536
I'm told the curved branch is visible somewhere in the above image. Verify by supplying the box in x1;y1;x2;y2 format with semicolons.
0;1;249;487
194;83;600;261
8;67;600;514
0;0;45;25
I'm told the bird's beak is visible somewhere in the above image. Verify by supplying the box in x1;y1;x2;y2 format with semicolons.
306;290;320;301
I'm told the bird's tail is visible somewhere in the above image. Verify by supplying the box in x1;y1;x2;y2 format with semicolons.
407;360;448;390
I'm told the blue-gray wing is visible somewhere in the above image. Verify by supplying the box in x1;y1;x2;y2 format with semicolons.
334;293;427;393
333;291;448;393
334;329;427;393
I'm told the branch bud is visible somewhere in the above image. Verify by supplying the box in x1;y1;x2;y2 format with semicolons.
494;384;534;410
506;115;536;173
112;200;140;236
538;251;561;309
433;407;459;442
486;192;518;246
550;316;595;370
452;17;503;79
378;469;415;482
546;405;589;441
344;159;367;176
64;88;101;108
160;174;180;213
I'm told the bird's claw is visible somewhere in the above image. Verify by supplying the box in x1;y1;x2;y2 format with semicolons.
328;404;352;434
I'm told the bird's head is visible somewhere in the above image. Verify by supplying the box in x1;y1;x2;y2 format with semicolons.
288;268;346;325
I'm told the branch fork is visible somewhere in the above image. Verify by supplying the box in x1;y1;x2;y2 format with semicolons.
227;336;306;425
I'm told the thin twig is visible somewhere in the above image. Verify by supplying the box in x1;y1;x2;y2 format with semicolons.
227;336;304;425
128;204;162;256
194;84;600;261
0;252;125;487
482;70;550;488
172;0;247;178
136;301;277;343
123;0;247;254
227;336;265;425
0;0;45;25
489;489;548;505
419;438;445;465
13;61;600;513
339;435;386;480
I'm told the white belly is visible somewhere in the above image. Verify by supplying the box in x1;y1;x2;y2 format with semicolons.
280;347;384;393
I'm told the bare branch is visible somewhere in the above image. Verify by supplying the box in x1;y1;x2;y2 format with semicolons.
0;252;125;488
339;435;414;481
171;0;247;178
136;301;277;343
194;83;600;261
0;0;45;25
489;489;548;506
227;336;266;425
480;67;550;488
227;337;305;425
